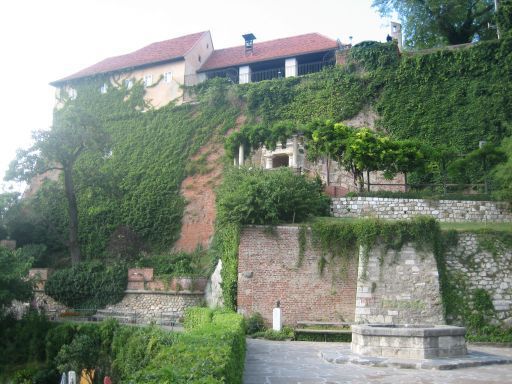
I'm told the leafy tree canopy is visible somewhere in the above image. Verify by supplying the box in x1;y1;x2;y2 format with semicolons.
0;246;33;313
372;0;496;48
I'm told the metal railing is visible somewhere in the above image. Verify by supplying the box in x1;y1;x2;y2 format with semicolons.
184;60;336;87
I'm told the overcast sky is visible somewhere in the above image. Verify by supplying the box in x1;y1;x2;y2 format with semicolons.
0;0;393;192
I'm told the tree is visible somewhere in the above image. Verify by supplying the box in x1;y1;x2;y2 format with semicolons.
56;333;100;384
342;128;385;191
6;105;109;265
0;246;33;314
372;0;496;48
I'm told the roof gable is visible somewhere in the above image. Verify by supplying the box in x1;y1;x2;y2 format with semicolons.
52;31;208;85
199;33;338;72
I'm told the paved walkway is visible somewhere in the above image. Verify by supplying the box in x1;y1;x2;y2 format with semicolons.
243;339;512;384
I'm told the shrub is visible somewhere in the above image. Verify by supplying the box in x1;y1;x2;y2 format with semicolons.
245;312;266;334
132;308;246;384
217;167;330;226
44;261;127;309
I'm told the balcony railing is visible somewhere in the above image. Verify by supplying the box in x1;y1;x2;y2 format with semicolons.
184;59;335;87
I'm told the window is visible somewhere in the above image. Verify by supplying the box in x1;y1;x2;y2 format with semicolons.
164;72;173;83
124;79;133;89
100;83;108;94
67;88;77;100
143;74;153;87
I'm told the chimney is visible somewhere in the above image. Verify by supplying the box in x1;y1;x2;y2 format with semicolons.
390;22;403;50
243;33;256;54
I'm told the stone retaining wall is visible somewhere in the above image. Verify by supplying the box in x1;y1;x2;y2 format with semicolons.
106;291;204;323
332;197;511;222
354;244;444;325
445;233;512;325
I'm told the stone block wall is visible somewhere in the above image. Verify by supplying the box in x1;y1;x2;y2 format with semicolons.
237;226;358;326
106;291;203;322
355;244;444;325
445;233;512;324
332;197;512;222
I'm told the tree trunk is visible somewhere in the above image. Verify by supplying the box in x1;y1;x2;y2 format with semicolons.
366;170;371;192
63;166;81;265
358;173;365;192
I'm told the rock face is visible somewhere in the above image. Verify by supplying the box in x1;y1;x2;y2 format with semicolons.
205;259;224;309
354;244;445;325
332;197;512;223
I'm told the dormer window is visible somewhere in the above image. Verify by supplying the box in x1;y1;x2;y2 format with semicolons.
124;79;133;89
143;74;153;87
164;72;173;83
100;83;108;94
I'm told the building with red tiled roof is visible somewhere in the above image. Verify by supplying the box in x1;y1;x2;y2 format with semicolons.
52;31;214;107
51;31;340;106
199;33;338;72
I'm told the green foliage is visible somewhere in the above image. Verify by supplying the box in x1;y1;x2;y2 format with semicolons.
212;222;241;311
492;136;512;202
310;216;440;276
252;326;294;341
111;325;174;381
0;311;53;367
216;167;330;226
245;312;266;334
376;41;512;154
131;309;246;384
372;0;496;48
348;41;401;71
0;247;34;312
137;249;207;277
44;261;127;309
183;307;213;331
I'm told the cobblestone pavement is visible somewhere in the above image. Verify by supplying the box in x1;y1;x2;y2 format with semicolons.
243;339;512;384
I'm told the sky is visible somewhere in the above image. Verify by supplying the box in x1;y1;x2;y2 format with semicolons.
0;0;393;192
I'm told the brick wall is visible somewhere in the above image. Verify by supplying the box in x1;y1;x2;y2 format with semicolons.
237;226;357;326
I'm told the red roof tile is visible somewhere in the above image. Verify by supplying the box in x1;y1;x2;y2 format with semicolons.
51;31;208;85
199;33;337;72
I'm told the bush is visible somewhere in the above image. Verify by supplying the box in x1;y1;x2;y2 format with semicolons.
217;167;330;226
44;261;127;309
245;312;266;334
132;308;246;384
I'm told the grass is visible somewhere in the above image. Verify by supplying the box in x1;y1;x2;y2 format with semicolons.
308;217;511;233
439;222;512;233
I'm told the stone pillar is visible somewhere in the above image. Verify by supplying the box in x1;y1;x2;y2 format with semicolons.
273;307;282;331
285;58;298;77
239;65;251;84
265;156;273;169
291;135;299;168
238;144;244;167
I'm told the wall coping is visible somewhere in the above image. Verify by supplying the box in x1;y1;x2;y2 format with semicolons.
332;196;508;205
124;289;204;296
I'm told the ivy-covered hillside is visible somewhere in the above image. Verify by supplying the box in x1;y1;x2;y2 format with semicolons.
3;35;512;264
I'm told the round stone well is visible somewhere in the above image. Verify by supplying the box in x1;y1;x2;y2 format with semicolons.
351;324;467;359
